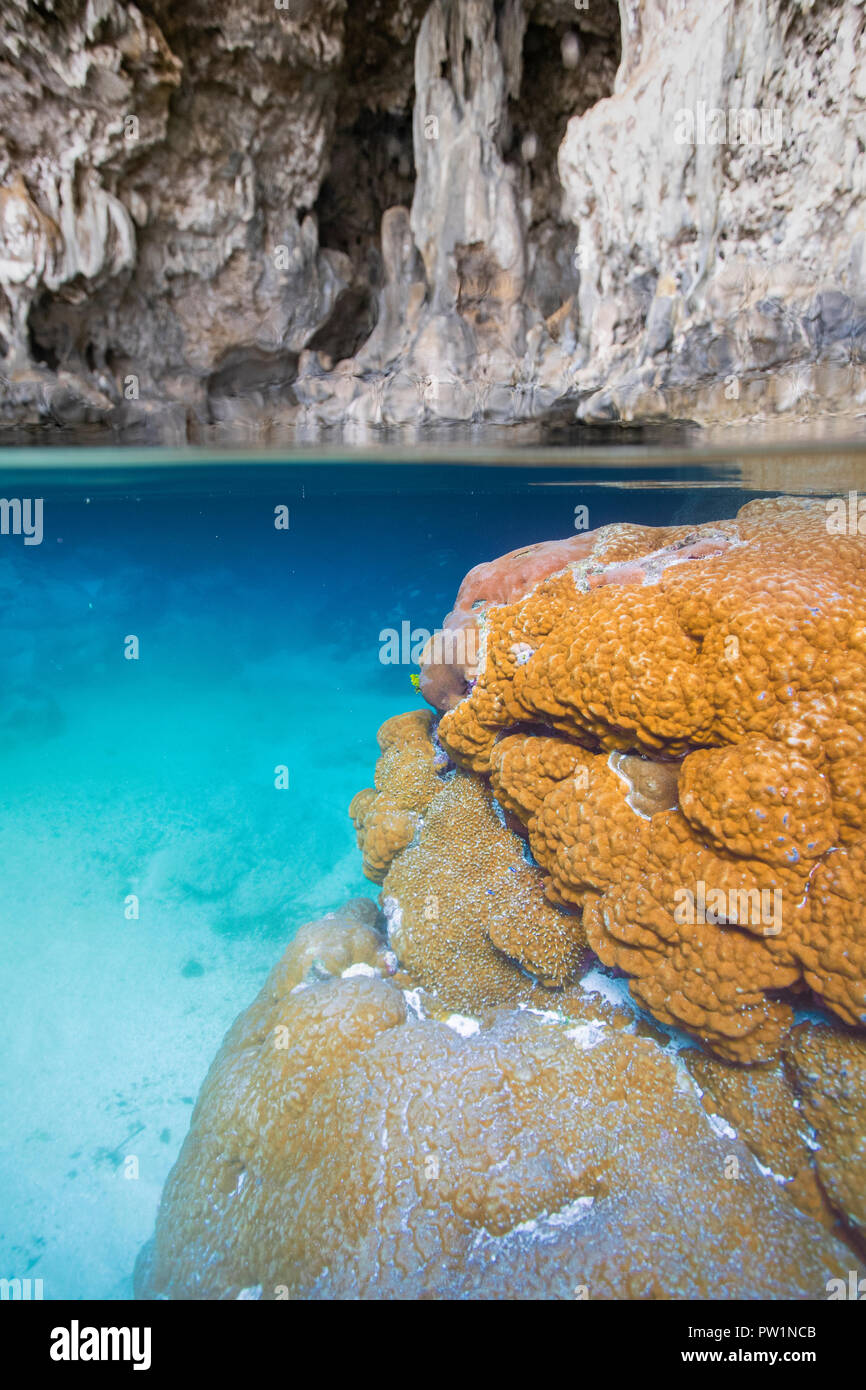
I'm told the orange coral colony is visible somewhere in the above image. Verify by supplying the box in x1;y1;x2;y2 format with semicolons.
409;496;866;1064
139;494;866;1304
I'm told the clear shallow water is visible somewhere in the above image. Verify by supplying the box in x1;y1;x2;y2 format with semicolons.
0;449;863;1299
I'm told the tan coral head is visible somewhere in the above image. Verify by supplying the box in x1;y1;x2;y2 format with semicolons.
410;496;866;1064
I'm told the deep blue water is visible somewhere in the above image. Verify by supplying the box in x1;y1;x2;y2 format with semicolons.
0;460;776;1297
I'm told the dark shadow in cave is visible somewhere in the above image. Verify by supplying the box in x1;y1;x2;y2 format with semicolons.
311;105;415;365
507;0;622;319
315;107;415;289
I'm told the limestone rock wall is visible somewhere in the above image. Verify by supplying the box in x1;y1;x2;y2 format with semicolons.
0;0;863;437
560;0;866;425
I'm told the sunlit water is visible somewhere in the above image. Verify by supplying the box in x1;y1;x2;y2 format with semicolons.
0;447;862;1298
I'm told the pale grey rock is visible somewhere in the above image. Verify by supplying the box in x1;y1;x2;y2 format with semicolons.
0;0;864;438
411;0;526;328
560;0;866;425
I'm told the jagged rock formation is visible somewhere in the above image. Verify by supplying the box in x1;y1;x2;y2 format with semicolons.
0;0;863;438
562;0;866;426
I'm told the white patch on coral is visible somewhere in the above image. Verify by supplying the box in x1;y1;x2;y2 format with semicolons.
382;895;403;942
445;1013;480;1037
477;1196;596;1246
674;1058;701;1098
518;1004;562;1024
607;750;654;821
341;962;377;979
579;966;701;1058
509;641;535;666
236;1285;262;1300
403;987;426;1019
706;1112;737;1141
754;1158;792;1186
579;967;631;1009
541;1196;595;1229
564;1020;607;1050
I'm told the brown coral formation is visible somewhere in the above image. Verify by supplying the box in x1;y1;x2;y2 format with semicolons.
135;494;866;1304
136;907;855;1301
684;1021;866;1252
349;709;444;882
684;1046;838;1235
351;713;585;1007
786;1022;866;1242
417;496;866;1062
384;768;585;1007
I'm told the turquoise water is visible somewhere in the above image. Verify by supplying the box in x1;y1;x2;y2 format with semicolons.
0;451;859;1298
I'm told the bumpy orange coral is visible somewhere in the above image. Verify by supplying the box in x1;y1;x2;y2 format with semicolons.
423;496;866;1062
136;908;855;1301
